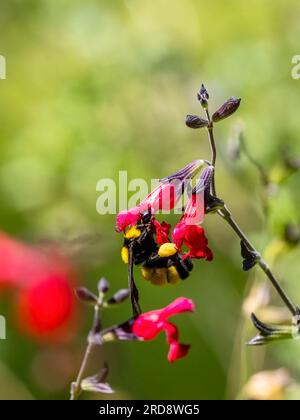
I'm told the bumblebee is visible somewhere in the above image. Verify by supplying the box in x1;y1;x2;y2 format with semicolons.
121;211;158;265
121;212;194;286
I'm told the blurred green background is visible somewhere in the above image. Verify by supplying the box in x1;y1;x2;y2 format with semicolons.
1;0;300;400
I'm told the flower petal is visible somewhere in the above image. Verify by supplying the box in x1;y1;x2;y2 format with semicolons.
159;297;195;320
132;316;163;341
168;342;191;363
153;219;171;245
116;207;140;232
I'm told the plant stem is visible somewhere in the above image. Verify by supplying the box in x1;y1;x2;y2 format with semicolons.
219;206;297;316
205;109;217;196
128;246;142;317
70;300;103;400
71;341;94;400
204;120;298;317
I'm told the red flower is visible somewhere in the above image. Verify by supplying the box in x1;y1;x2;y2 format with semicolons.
116;183;179;233
183;193;205;226
15;275;75;338
116;206;141;233
153;219;171;245
172;221;213;261
0;232;78;340
132;297;195;362
116;160;203;232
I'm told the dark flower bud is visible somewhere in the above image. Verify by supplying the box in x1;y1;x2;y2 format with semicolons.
247;313;295;346
283;154;300;171
240;241;260;271
284;224;300;246
106;289;130;305
197;84;209;109
185;115;209;129
98;277;110;294
75;287;98;303
93;319;137;343
212;97;241;123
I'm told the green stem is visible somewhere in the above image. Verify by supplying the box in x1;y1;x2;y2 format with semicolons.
71;341;94;400
219;206;297;316
205;109;217;196
70;298;103;400
204;119;298;317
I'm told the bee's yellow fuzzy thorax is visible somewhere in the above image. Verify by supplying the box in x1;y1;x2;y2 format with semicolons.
158;242;178;257
124;226;141;240
121;246;129;264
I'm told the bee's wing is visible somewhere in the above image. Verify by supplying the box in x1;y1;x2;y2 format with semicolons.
37;233;106;266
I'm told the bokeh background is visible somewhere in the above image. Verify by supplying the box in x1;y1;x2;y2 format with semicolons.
1;0;300;400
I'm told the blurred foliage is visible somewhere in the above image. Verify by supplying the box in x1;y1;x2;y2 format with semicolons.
0;0;300;400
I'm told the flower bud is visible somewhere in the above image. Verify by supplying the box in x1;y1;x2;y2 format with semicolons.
197;84;209;109
81;365;114;395
247;313;295;346
99;319;137;342
98;277;110;294
212;97;241;122
159;159;204;183
106;289;130;305
284;224;300;246
282;150;300;171
75;287;98;304
185;115;209;129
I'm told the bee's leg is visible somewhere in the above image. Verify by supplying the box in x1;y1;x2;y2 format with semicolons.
128;245;142;317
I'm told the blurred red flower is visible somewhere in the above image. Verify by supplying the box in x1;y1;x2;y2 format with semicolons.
0;232;78;341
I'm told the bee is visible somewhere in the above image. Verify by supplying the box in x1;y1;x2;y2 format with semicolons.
121;211;194;286
121;211;158;266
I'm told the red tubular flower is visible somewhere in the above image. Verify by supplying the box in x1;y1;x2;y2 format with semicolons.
116;160;203;232
132;297;195;363
116;206;141;233
183;193;205;226
172;221;213;261
153;219;171;245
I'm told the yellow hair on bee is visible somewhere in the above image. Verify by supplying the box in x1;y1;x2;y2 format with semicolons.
158;242;178;258
167;266;180;285
141;267;168;286
141;267;152;281
151;268;168;286
121;246;129;264
125;226;141;240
